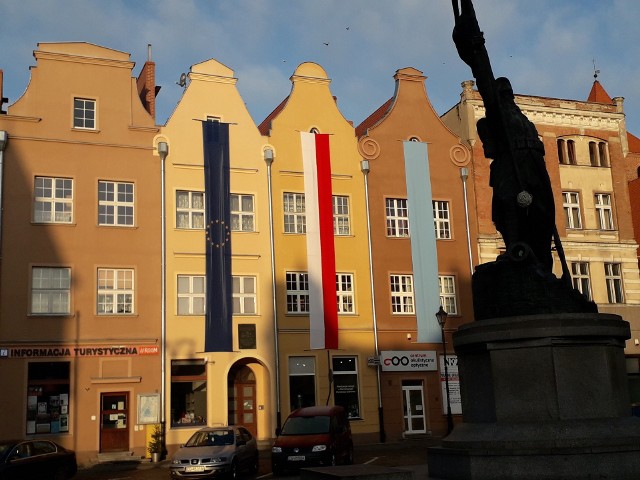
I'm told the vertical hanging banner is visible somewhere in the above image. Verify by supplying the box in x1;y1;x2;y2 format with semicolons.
403;141;440;343
203;121;233;352
300;132;338;350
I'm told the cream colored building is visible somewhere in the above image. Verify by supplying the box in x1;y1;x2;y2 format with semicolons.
159;59;276;451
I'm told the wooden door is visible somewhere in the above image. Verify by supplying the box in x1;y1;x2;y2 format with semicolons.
100;392;129;452
235;382;256;437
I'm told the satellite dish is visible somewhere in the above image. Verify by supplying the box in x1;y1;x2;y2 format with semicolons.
177;73;187;87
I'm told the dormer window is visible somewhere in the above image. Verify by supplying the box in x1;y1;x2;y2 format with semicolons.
73;98;96;129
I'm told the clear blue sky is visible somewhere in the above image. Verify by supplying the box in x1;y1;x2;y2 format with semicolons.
1;0;639;134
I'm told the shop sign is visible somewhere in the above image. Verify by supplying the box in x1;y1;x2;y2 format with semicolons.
380;350;437;371
439;355;462;414
367;356;380;366
0;345;160;358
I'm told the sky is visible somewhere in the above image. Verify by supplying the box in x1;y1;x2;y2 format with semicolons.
1;0;640;134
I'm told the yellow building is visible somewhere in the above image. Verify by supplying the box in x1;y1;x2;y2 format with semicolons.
159;59;276;451
0;42;161;463
258;63;380;442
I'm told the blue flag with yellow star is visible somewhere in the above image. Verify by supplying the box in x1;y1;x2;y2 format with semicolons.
203;120;232;352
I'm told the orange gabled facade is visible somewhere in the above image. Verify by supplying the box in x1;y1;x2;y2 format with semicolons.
0;42;161;463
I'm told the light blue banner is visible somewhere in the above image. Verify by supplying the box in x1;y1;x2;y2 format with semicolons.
403;141;440;343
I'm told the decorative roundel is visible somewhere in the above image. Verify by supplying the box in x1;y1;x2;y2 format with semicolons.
449;144;470;166
358;137;381;160
206;219;231;248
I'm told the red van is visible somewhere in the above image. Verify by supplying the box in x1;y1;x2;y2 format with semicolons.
271;405;353;474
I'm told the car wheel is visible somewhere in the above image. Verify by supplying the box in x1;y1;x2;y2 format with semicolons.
345;446;354;465
229;459;239;480
251;453;259;473
53;466;70;480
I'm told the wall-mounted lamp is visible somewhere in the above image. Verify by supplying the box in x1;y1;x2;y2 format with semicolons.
635;338;639;346
360;159;370;174
264;148;274;166
406;333;412;341
158;141;169;161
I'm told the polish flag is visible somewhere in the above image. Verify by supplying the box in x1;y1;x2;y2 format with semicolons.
301;132;339;350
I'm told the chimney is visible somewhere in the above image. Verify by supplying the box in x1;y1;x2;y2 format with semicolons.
136;44;157;119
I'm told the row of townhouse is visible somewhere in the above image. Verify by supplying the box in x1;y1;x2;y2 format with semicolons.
0;42;639;464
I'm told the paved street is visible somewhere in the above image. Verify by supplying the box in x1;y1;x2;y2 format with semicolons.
74;438;438;480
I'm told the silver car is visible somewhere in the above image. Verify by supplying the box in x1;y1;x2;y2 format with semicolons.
170;426;259;479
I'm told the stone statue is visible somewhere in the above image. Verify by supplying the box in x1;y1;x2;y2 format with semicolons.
452;0;561;274
451;0;596;318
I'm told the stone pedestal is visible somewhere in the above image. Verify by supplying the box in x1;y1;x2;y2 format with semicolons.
427;313;640;479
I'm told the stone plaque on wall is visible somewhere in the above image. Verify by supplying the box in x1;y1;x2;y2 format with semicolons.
238;324;256;350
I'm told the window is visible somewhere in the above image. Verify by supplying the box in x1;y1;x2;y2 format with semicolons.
73;97;95;129
605;263;624;304
333;196;350;235
571;262;591;300
98;181;134;226
289;357;316;410
433;201;451;239
31;267;71;315
171;360;207;427
563;192;582;229
176;191;205;229
589;141;610;167
386;198;409;237
332;356;360;419
439;275;458;315
231;194;255;232
233;276;256;314
33;177;73;224
284;193;306;233
567;140;576;165
177;275;205;315
557;139;567;165
595;193;614;230
336;273;354;314
390;274;414;314
26;362;70;434
97;268;134;314
286;272;309;313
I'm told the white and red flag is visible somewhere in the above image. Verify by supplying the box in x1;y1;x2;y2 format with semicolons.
300;132;339;350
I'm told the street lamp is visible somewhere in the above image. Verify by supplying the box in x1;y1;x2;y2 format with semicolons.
436;306;454;435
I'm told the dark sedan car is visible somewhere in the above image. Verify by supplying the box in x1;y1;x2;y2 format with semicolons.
0;439;77;480
170;426;258;479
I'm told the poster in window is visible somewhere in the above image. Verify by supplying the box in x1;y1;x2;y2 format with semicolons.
60;394;68;405
60;415;69;432
27;421;36;434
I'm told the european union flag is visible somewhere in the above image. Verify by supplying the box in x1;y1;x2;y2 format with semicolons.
202;120;232;352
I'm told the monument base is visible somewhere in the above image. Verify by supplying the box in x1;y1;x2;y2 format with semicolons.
427;313;640;479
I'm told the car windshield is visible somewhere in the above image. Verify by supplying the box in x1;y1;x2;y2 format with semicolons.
186;430;234;447
281;416;330;435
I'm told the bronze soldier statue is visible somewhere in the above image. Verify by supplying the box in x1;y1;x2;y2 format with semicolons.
452;0;566;278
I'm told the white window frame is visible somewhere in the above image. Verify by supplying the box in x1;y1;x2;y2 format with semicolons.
33;177;73;224
31;267;71;315
177;275;206;315
439;275;458;315
390;274;414;314
433;201;451;239
97;268;134;315
176;191;205;229
333;195;351;236
605;263;624;304
386;198;409;237
73;97;96;129
98;181;134;226
231;194;255;232
286;272;309;313
563;191;582;229
570;262;591;301
233;275;257;315
283;193;306;234
595;193;614;231
336;273;355;314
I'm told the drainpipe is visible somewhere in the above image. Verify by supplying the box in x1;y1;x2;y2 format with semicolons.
460;167;474;277
157;141;169;448
0;131;7;256
361;159;385;443
264;148;281;434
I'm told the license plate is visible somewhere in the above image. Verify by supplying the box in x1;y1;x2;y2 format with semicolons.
288;455;305;461
185;466;206;472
